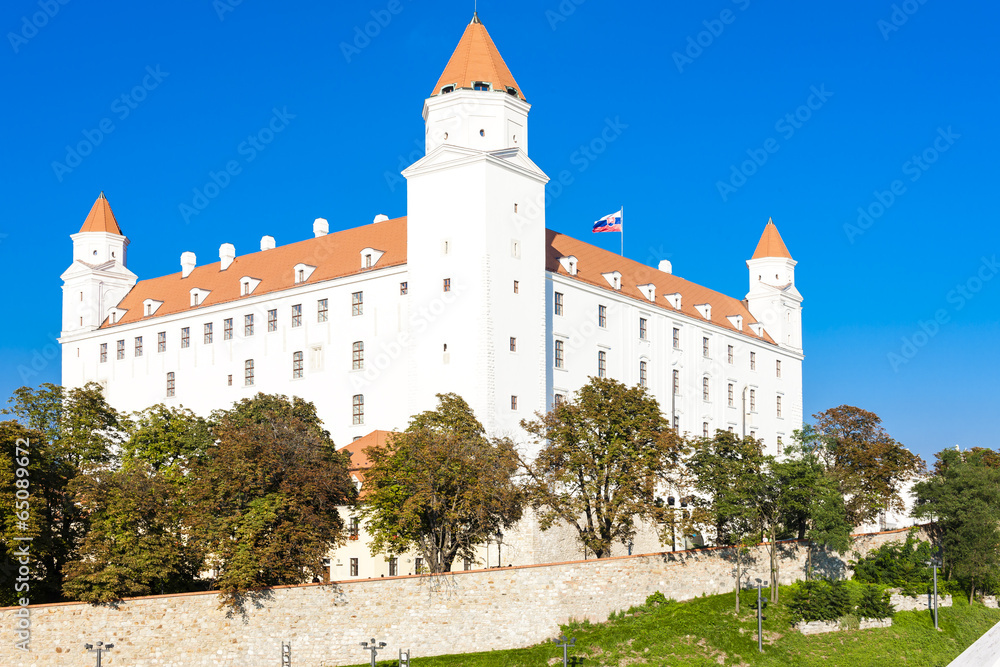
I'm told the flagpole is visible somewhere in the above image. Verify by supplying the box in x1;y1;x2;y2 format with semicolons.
621;205;624;256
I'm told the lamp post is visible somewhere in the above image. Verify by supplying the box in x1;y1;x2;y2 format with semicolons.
667;496;677;551
756;581;768;653
496;530;504;567
84;641;114;667
551;634;576;667
359;637;387;667
925;559;940;630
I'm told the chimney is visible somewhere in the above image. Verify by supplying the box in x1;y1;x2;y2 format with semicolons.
261;235;275;251
181;252;196;278
373;214;389;223
220;243;235;271
658;260;672;274
313;218;329;237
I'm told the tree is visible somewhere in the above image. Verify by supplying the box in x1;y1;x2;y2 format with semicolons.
521;378;687;560
188;394;355;607
913;447;1000;602
360;394;523;573
810;406;924;526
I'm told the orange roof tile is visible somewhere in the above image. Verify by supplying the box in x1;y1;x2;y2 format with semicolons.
100;217;407;328
79;192;124;236
338;430;395;488
750;218;792;260
431;14;526;101
546;230;776;345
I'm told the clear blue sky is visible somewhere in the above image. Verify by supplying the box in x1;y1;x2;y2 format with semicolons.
2;0;996;462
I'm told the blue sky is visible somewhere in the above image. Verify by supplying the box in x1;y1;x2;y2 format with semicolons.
1;0;996;462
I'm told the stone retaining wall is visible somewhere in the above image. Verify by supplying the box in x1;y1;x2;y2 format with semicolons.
795;617;893;635
890;591;953;612
0;528;918;667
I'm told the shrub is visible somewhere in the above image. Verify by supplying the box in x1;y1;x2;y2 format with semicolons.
855;585;894;620
850;531;935;596
786;580;852;623
645;591;669;608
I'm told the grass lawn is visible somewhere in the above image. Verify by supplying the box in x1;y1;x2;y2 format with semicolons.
345;588;1000;666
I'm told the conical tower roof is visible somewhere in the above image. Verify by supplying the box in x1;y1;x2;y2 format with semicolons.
79;192;124;236
751;218;792;260
431;14;525;101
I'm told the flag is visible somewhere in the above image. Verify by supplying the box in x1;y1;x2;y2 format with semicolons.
593;209;623;233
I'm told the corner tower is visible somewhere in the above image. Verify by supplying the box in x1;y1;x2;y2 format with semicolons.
60;192;137;334
403;14;549;439
745;218;802;352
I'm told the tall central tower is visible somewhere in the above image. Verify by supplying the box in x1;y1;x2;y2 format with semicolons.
403;14;549;439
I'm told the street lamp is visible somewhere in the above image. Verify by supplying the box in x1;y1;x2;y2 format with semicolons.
924;559;940;630
755;580;769;653
551;634;576;667
495;530;504;567
359;637;387;667
84;641;114;667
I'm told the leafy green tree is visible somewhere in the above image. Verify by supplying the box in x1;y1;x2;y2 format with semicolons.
808;407;924;526
521;378;688;559
913;447;1000;602
850;530;937;595
360;394;523;573
189;394;355;607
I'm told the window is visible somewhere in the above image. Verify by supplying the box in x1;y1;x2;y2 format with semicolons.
292;351;304;379
513;280;519;294
292;304;302;327
245;359;254;386
511;395;518;410
352;394;364;425
135;336;143;357
554;393;565;406
400;282;408;295
777;396;782;418
204;323;213;344
673;415;680;429
317;299;328;323
510;337;517;352
268;309;277;332
672;327;680;349
598;350;606;378
729;426;735;433
728;345;734;364
639;318;647;340
181;327;190;348
703;422;709;438
352;291;363;316
514;203;518;213
350;558;359;577
750;430;757;440
166;372;175;397
364;253;372;269
464;558;472;571
389;558;398;576
554;292;564;315
673;370;679;395
555;340;564;369
349;517;360;538
598;305;607;328
414;557;424;574
750;351;756;370
639;360;647;387
352;341;364;370
100;343;107;363
244;314;254;336
297;269;305;283
728;383;734;407
116;339;125;360
443;278;451;292
227;374;232;386
703;337;710;357
750;389;756;412
776;359;782;378
777;436;784;455
703;377;710;401
242;281;250;296
192;293;200;306
224;318;233;340
158;331;166;353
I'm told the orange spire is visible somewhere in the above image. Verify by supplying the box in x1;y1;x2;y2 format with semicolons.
79;192;124;236
431;15;525;101
751;218;792;260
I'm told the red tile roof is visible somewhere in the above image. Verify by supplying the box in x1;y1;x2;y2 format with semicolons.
99;217;407;328
79;192;124;236
339;430;395;487
431;15;525;101
751;218;792;260
546;230;776;345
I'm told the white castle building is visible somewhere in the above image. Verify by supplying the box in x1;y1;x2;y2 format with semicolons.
59;14;804;572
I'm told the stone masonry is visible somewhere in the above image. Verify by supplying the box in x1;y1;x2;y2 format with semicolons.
0;528;918;667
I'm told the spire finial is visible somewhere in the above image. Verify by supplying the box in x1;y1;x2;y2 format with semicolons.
472;10;480;24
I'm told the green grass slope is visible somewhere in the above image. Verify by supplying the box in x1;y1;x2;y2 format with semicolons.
347;589;1000;667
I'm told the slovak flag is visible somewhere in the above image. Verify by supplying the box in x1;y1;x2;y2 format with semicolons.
593;209;623;233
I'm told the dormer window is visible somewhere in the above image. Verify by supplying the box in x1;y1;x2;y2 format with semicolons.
559;255;579;276
297;270;304;283
359;248;385;269
505;86;518;96
473;81;491;91
239;276;262;295
142;299;164;317
293;264;316;283
440;84;455;94
146;304;151;316
189;288;211;308
601;271;623;291
242;282;250;296
365;254;372;269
